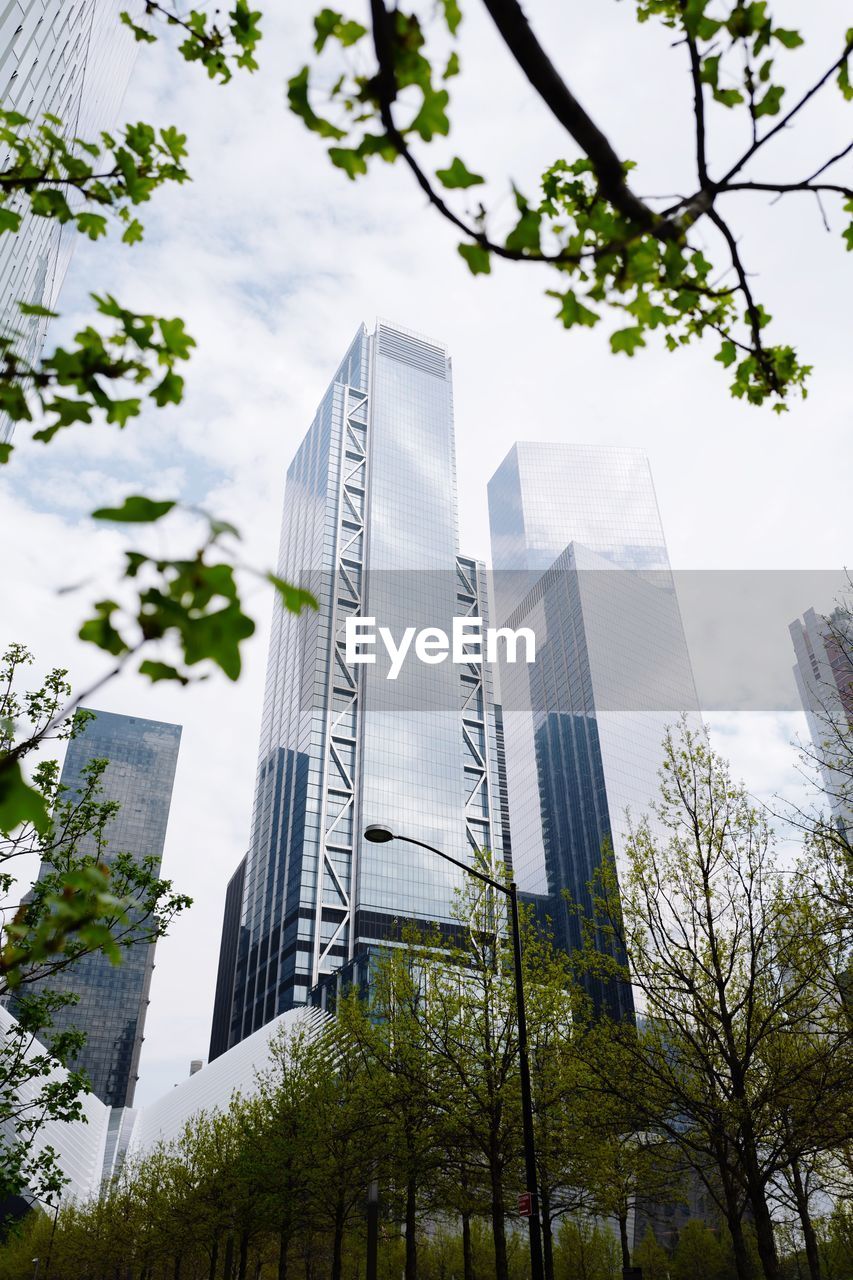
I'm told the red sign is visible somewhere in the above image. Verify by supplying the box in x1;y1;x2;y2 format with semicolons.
518;1192;533;1217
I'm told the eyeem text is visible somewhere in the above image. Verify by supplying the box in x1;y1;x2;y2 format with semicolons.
345;617;536;680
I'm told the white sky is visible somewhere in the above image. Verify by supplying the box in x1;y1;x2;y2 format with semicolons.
1;2;850;1103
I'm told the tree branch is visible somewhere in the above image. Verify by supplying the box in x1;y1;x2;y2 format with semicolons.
707;207;778;391
478;0;659;231
722;36;853;185
724;180;853;198
685;32;709;189
368;0;626;267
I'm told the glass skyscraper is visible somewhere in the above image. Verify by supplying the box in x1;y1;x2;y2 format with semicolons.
790;601;853;835
20;708;181;1107
212;322;506;1051
208;855;246;1062
488;444;700;1012
0;0;140;444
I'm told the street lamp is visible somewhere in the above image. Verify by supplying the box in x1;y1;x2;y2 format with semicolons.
363;824;545;1280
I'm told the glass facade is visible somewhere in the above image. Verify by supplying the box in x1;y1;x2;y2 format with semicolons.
20;708;181;1107
0;0;140;444
208;854;246;1062
790;601;853;835
488;445;700;1012
214;323;506;1052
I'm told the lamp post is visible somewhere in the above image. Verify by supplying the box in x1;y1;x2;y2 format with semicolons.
363;824;545;1280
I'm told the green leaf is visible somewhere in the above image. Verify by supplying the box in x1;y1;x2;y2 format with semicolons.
838;40;853;102
754;84;784;117
409;89;450;141
158;316;195;359
842;209;853;252
435;157;484;190
0;760;50;835
328;147;368;179
548;289;599;329
457;242;491;275
313;9;366;52
92;496;176;523
0;208;22;234
207;516;241;539
443;51;460;80
139;660;189;686
610;327;646;357
181;602;255;680
122;219;144;245
18;302;59;318
31;188;73;221
160;125;188;163
287;67;347;140
151;370;184;407
76;212;108;240
104;398;142;427
773;28;803;49
712;87;745;108
120;10;157;43
78;600;130;657
0;383;31;423
716;340;738;368
267;575;318;614
505;200;542;254
440;0;462;34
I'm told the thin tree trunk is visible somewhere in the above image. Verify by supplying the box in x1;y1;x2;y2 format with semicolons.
405;1173;418;1280
223;1235;235;1280
209;1236;220;1280
618;1211;631;1271
725;1203;757;1280
541;1215;554;1280
713;1144;758;1280
277;1227;290;1280
539;1183;554;1280
742;1142;779;1280
461;1211;474;1280
488;1161;509;1280
237;1230;250;1280
788;1151;821;1280
330;1200;345;1280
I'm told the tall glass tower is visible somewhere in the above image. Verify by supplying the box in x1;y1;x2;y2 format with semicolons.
790;601;853;836
213;322;506;1053
19;708;181;1107
0;0;141;444
488;444;700;1012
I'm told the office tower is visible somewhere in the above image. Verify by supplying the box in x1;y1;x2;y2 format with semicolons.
208;855;246;1062
790;601;853;834
212;322;506;1051
20;708;181;1107
488;444;700;1012
0;0;140;444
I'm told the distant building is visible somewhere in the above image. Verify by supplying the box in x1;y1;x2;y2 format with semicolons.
790;602;853;834
18;709;181;1107
488;444;701;1013
208;855;246;1062
0;0;140;444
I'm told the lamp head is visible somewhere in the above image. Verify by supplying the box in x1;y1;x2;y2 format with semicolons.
364;824;395;844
